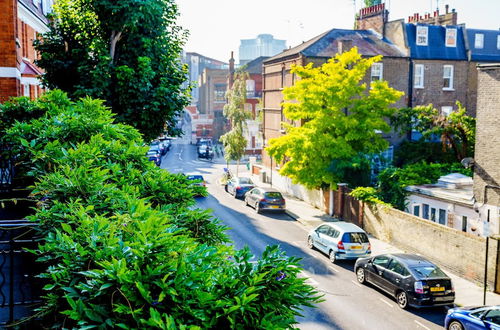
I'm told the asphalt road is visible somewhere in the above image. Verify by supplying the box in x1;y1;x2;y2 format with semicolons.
160;133;448;330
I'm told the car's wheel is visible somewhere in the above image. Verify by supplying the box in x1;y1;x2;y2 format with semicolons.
245;198;249;206
329;250;336;263
396;290;409;309
224;185;228;192
447;320;464;330
255;202;261;214
307;236;315;249
356;267;366;284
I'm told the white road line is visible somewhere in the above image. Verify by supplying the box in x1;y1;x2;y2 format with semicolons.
351;280;363;288
379;298;394;308
329;266;339;273
414;320;431;330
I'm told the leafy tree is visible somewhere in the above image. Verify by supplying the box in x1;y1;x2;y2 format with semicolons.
220;70;252;175
394;140;456;167
364;0;381;7
34;0;191;141
391;102;476;162
3;91;321;328
266;48;404;189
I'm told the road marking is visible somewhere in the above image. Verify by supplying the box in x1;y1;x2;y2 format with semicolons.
414;320;431;330
329;266;339;273
351;280;363;288
379;298;394;308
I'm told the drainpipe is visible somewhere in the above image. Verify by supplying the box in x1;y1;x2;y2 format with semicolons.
407;58;414;141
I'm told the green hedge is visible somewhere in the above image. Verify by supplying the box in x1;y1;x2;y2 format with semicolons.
2;91;321;328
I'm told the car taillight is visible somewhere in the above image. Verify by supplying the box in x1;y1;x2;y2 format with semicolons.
414;281;424;294
337;241;345;250
367;243;371;252
450;281;455;293
236;186;241;190
260;198;267;202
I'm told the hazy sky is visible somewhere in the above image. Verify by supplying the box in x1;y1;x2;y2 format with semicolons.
176;0;500;62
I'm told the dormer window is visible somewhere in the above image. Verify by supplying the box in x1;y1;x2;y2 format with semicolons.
445;28;457;47
475;33;484;49
416;26;428;46
497;35;500;50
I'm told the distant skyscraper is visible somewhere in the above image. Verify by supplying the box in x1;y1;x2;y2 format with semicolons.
239;34;286;65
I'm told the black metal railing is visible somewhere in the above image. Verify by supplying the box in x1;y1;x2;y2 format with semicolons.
0;220;42;326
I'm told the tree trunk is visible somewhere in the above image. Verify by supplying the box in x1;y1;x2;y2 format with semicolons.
110;30;122;64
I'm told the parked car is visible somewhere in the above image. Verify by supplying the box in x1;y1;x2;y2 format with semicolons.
307;222;371;263
244;187;285;213
146;149;161;166
354;253;455;309
197;144;214;160
445;305;500;330
185;173;206;196
226;176;255;198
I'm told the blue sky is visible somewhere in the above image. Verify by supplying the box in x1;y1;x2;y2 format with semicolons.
176;0;500;63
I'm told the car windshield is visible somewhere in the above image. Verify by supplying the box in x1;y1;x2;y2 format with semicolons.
411;265;447;278
341;232;369;243
146;151;158;156
265;192;282;199
239;178;253;184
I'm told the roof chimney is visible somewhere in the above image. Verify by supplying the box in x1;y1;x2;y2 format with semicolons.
445;4;449;14
228;51;235;89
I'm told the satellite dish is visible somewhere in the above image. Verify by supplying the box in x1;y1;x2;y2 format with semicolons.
461;157;475;169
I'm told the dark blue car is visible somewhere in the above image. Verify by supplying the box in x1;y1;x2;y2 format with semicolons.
445;306;500;330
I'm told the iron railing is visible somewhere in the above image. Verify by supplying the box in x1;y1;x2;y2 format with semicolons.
0;220;42;326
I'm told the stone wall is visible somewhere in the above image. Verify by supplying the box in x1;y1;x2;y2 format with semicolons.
363;203;499;288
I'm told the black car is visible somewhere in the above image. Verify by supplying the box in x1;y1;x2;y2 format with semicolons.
354;253;455;309
226;176;255;198
244;187;285;213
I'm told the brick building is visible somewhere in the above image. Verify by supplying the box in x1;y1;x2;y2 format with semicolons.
261;27;408;169
198;67;228;141
473;63;500;235
0;0;52;102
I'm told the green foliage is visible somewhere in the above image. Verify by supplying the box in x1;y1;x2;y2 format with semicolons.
349;187;388;205
364;0;381;7
394;140;456;167
391;102;476;162
266;48;404;189
34;0;191;141
4;91;321;328
220;70;252;162
378;162;473;210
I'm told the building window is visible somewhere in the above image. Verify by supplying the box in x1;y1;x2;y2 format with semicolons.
414;64;424;88
474;33;484;49
462;216;468;232
214;84;226;102
371;63;383;82
441;106;453;116
422;204;429;220
445;28;457;47
281;65;285;88
246;80;255;98
430;208;436;222
438;209;446;225
443;65;454;90
413;205;420;217
416;26;429;46
23;84;30;97
497;35;500;50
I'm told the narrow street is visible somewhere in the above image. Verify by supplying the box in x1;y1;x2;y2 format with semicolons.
161;132;447;330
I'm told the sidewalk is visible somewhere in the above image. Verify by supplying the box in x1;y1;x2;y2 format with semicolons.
236;166;500;307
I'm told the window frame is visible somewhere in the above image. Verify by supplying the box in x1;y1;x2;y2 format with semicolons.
422;204;430;220
416;26;429;46
475;33;484;49
441;106;453;116
370;63;383;82
438;209;447;225
443;65;454;90
414;64;424;88
497;35;500;50
445;28;457;47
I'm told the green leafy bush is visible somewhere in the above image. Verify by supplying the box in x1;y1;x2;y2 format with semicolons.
4;91;321;328
349;187;388;206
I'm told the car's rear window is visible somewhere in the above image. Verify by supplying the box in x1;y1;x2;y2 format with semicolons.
411;265;447;278
239;178;253;184
265;192;282;199
187;175;203;181
341;232;369;243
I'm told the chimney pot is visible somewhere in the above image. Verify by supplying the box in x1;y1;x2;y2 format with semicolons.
445;4;449;14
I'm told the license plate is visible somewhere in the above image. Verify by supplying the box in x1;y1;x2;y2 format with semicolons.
350;246;362;250
430;287;445;292
270;205;280;209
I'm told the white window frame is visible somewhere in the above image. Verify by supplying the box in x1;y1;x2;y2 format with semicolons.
475;33;484;49
413;204;422;217
497;35;500;50
416;26;429;46
414;64;424;88
370;63;383;82
441;106;453;116
23;84;30;97
445;28;457;47
443;65;454;90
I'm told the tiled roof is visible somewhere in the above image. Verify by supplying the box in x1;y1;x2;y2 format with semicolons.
264;28;406;64
405;24;467;60
243;56;269;74
466;29;500;62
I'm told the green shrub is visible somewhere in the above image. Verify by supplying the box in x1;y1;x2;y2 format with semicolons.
349;187;388;206
4;91;321;328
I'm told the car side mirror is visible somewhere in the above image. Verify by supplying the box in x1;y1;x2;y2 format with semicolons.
367;259;373;265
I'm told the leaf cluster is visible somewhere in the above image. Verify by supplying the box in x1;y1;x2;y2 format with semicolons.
266;48;404;189
4;92;321;328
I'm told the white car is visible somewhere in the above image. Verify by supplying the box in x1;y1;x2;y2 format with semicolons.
307;222;371;263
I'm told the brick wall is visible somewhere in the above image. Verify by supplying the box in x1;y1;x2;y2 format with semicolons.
0;77;20;102
355;4;387;35
363;203;499;287
474;65;500;206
